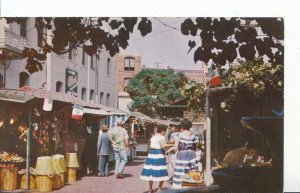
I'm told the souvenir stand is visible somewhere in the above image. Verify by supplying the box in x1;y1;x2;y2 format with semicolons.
204;87;283;192
0;88;110;191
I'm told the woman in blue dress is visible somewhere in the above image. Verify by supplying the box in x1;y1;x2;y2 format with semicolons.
140;125;174;193
172;118;199;189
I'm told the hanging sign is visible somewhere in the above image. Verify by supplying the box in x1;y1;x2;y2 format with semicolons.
66;69;78;97
72;104;84;120
43;98;53;111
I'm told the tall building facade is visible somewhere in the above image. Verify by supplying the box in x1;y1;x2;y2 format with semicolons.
116;54;142;111
0;18;117;108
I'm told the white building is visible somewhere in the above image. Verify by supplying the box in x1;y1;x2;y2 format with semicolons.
0;18;117;108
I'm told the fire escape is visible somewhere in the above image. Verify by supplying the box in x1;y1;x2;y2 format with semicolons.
0;21;28;88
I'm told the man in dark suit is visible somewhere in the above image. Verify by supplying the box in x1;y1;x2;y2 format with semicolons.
97;125;111;176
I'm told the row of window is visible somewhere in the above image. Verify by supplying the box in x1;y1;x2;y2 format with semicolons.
17;19;113;75
81;88;110;106
2;72;112;106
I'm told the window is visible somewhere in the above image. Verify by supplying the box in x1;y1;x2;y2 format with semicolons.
107;58;111;76
82;47;86;65
100;92;104;104
20;19;27;38
90;55;95;69
37;22;44;48
124;57;135;71
90;89;95;102
56;81;63;92
19;72;29;88
81;87;87;101
124;77;131;91
106;93;110;106
0;73;4;89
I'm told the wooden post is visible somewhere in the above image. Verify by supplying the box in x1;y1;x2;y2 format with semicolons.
205;89;212;185
26;102;32;190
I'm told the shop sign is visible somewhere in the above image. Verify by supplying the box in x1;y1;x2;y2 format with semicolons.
43;98;53;111
72;104;84;120
66;69;78;97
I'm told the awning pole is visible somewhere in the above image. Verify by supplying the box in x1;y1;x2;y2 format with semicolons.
205;89;212;186
26;102;32;190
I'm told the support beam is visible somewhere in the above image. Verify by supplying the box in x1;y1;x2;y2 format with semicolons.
26;103;32;190
205;89;213;185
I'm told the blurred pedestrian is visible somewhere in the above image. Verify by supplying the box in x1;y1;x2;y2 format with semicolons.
109;118;129;179
140;125;174;193
97;125;111;177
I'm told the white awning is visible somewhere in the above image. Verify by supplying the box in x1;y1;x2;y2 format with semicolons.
83;108;110;116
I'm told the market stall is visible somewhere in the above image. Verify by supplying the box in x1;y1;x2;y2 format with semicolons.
212;117;283;193
0;88;111;190
203;86;283;192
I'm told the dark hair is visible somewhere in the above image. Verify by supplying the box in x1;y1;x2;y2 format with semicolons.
156;124;168;133
180;118;192;130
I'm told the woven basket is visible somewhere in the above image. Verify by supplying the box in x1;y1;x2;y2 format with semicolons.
36;175;53;192
65;153;79;168
59;172;65;186
66;168;77;183
0;168;18;191
20;174;36;190
36;156;54;176
52;154;67;174
52;174;62;190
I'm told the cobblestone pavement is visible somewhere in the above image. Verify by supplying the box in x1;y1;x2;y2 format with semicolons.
51;156;173;193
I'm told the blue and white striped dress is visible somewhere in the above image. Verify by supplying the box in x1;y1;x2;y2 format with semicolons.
140;134;169;181
172;133;199;189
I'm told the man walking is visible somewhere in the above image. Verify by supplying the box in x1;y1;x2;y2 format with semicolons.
109;118;129;179
97;125;111;177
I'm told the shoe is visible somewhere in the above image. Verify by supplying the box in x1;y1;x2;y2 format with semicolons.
116;173;124;179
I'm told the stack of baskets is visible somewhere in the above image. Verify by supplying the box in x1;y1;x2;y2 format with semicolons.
0;165;18;191
52;154;67;189
65;153;79;183
35;156;54;192
19;167;36;190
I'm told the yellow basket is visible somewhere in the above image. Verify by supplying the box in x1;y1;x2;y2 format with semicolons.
66;168;77;183
59;172;65;187
65;153;79;168
52;174;62;190
20;174;36;190
36;175;53;192
52;154;67;174
36;156;55;176
0;168;18;191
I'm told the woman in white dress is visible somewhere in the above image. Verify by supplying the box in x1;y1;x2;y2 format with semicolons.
140;125;174;193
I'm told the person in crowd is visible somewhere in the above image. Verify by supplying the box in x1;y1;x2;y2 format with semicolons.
97;125;111;177
166;124;183;180
83;120;98;176
140;125;174;193
172;118;199;189
109;118;129;179
195;143;204;172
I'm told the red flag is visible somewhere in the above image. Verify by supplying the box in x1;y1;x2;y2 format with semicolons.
71;104;84;120
209;64;221;86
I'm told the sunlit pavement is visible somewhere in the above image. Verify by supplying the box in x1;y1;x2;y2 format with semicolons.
50;156;172;193
46;155;219;193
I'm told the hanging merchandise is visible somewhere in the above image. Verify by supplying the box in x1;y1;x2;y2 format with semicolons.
71;104;84;120
0;115;3;128
43;98;53;111
18;123;28;143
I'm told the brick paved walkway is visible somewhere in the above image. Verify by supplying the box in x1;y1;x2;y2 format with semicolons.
51;156;173;193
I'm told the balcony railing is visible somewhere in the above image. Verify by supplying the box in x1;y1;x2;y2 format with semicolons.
0;27;28;59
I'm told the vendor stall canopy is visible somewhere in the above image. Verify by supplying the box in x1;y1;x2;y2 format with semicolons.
0;87;120;115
